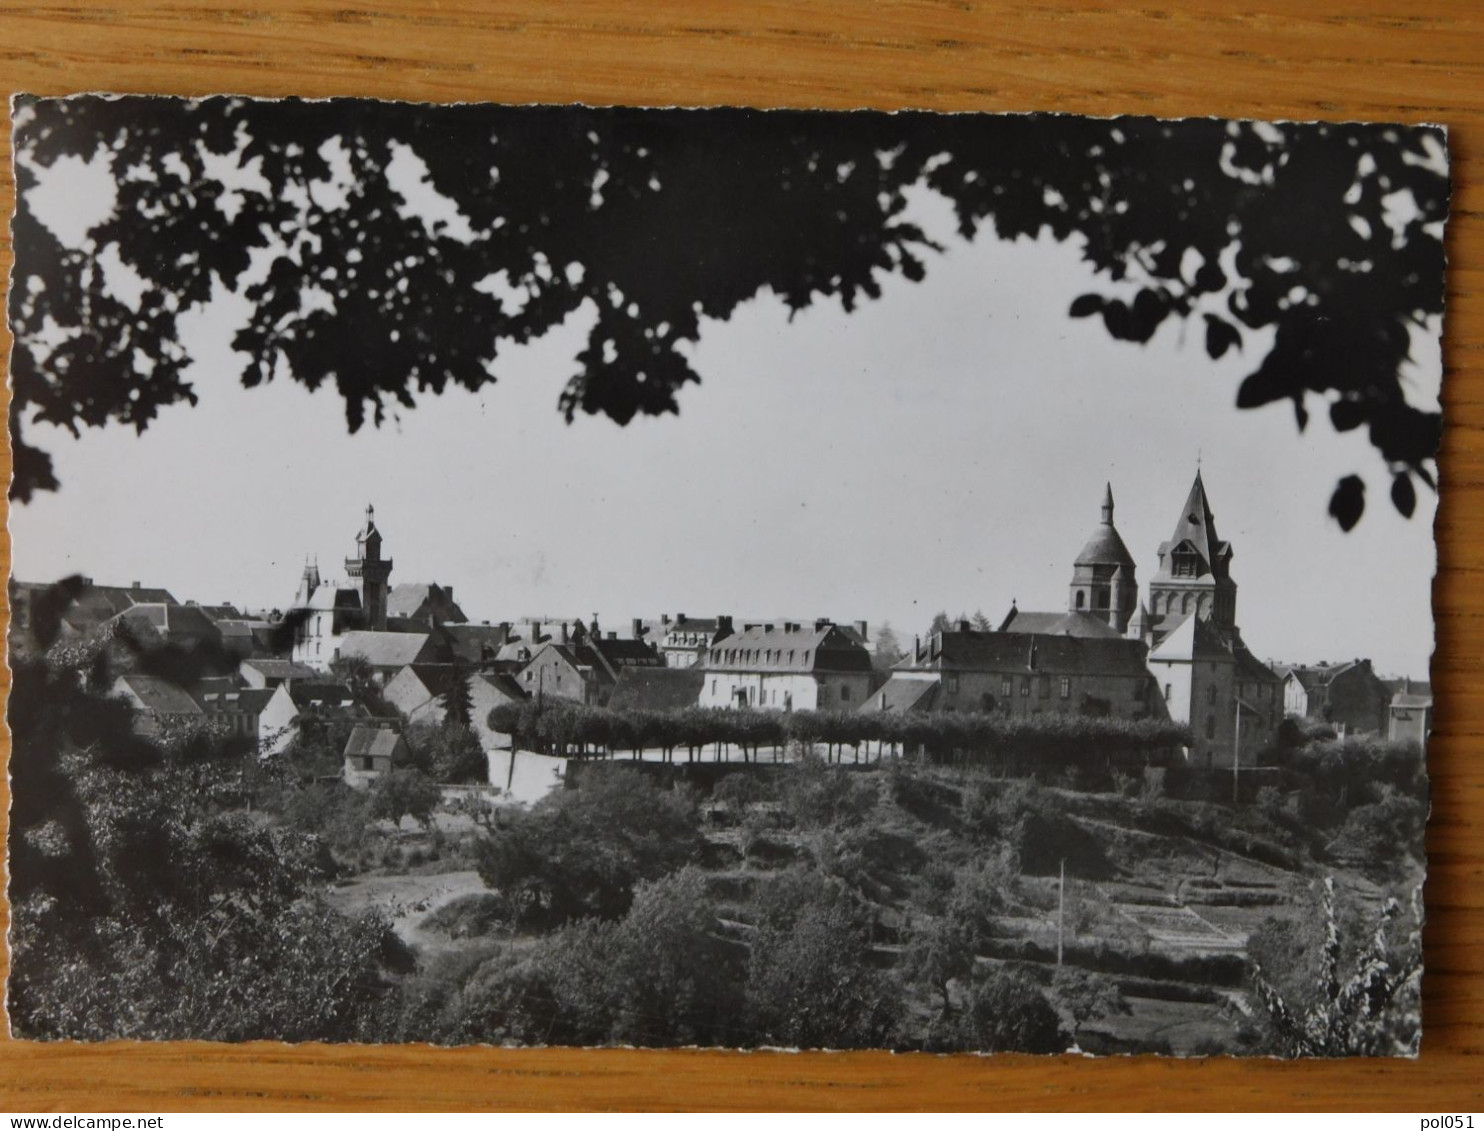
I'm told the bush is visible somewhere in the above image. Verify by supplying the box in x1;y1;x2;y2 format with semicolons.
952;964;1067;1053
422;893;512;939
475;766;703;924
713;771;773;809
369;768;442;828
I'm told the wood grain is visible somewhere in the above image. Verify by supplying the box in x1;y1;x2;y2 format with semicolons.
1;0;1481;1111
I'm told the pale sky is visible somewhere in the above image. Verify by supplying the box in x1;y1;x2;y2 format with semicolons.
9;134;1441;678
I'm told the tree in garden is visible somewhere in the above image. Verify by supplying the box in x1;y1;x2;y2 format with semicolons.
7;587;409;1040
871;621;907;669
1248;877;1422;1057
1051;967;1129;1049
563;868;744;1046
11;99;1444;525
437;664;475;729
903;854;1018;1025
954;964;1067;1054
416;719;488;784
368;766;442;828
744;880;901;1049
475;766;703;923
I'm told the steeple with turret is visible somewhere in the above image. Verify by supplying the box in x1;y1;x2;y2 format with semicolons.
1068;483;1139;633
345;503;394;631
1148;469;1237;629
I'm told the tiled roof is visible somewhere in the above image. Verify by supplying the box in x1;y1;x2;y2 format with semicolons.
343;725;404;762
592;637;664;668
286;680;356;708
113;602;221;639
919;630;1151;678
704;624;872;674
475;671;529;702
1391;693;1433;710
243;653;319;679
1382;677;1433;698
607;667;706;711
858;675;940;714
338;631;439;668
1281;660;1376;691
386;582;468;623
201;688;278;715
116;674;203;716
443;623;510;663
301;583;362;613
997;608;1123;639
242;658;320;682
1150;617;1281;683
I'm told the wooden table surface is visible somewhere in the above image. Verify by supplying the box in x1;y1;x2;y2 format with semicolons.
1;0;1481;1112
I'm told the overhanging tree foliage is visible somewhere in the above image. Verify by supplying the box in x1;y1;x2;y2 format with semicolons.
11;98;1446;525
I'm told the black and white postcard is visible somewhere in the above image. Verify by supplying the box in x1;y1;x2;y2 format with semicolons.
5;96;1443;1055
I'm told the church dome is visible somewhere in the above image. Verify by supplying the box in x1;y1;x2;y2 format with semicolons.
1074;523;1137;569
1074;482;1137;569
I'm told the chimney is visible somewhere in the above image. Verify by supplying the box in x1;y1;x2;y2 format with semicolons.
764;624;775;633
676;613;687;626
814;618;829;632
607;631;617;640
632;617;644;639
958;618;971;633
717;615;733;637
854;620;868;641
132;581;141;591
445;586;454;601
661;614;672;626
559;622;570;644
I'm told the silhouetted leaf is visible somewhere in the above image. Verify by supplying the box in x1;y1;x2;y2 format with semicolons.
1330;398;1367;432
8;99;1447;527
1392;472;1417;518
1329;475;1366;531
1204;314;1241;360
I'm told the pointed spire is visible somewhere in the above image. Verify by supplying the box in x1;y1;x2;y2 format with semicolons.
1101;481;1115;524
1169;469;1223;573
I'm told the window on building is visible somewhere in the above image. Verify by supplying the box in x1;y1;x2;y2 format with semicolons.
946;674;959;694
1001;676;1013;697
711;679;717;694
1020;677;1031;697
1075;591;1085;609
362;756;374;771
1205;715;1216;739
1164;682;1172;701
1060;677;1071;699
841;685;851;701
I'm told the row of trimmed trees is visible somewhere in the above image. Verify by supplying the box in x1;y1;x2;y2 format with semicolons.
488;701;1190;773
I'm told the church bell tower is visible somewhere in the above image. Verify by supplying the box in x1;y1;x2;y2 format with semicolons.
1068;483;1139;632
345;503;393;631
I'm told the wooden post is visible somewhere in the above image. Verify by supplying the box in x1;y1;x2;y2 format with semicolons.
1057;858;1066;967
